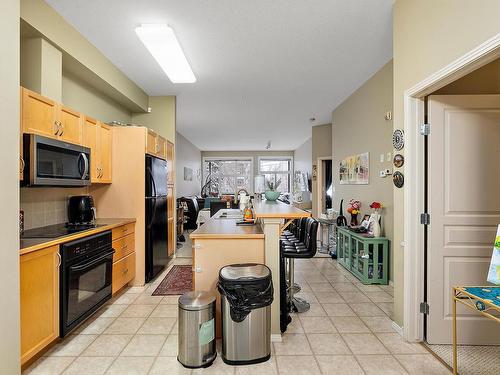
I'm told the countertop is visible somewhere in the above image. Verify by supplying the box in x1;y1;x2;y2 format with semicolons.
253;199;311;219
190;210;264;239
20;218;136;255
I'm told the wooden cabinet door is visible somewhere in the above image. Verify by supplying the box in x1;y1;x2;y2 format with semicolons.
21;88;58;139
20;246;60;365
20;88;24;181
146;129;157;156
167;186;175;257
157;135;167;159
99;123;112;183
83;117;100;182
167;141;174;186
58;105;83;145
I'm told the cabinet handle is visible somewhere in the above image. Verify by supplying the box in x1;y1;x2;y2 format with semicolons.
59;122;64;136
20;156;25;173
54;121;59;135
56;252;62;267
122;245;128;251
123;268;128;274
123;227;128;233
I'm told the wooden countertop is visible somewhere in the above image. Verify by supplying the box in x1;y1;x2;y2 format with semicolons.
253;199;311;219
190;213;264;239
20;218;136;255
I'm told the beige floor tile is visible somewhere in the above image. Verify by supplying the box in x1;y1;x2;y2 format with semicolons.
149;356;192;375
299;273;328;283
342;333;389;355
294;291;319;304
355;284;382;292
307;333;351;355
365;291;394;303
110;293;139;305
313;291;345;303
299;316;337;333
159;335;178;356
276;355;321;374
62;356;115;375
296;303;326;317
376;333;428;354
138;317;177;335
360;316;395;333
315;355;364;375
308;282;335;292
284;316;304;333
296;282;312;292
377;302;394;317
356;354;408;374
349;303;386;316
322;303;357;317
121;335;167;357
273;333;312;355
332;283;360;292
96;304;127;318
47;334;97;356
120;304;156;318
161;295;182;304
151;304;178;318
81;334;132;356
103;317;146;334
74;317;116;335
105;356;155;374
338;291;371;303
132;294;164;305
192;356;234;374
124;286;148;294
234;357;278;375
24;357;75;375
325;274;350;283
330;316;370;333
395;354;450;375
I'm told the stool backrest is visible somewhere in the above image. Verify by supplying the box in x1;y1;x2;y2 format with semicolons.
296;218;307;242
303;218;319;255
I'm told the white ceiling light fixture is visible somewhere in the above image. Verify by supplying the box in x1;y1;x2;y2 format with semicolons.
135;23;196;83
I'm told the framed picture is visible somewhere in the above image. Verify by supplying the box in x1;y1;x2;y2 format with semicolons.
184;167;193;181
339;152;369;185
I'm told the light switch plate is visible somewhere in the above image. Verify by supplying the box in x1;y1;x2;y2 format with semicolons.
380;154;385;163
386;152;392;161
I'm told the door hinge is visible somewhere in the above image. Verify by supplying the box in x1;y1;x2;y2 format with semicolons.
420;123;430;135
420;213;430;225
420;302;429;314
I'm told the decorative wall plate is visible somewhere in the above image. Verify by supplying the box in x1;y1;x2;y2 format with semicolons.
393;154;404;168
393;129;404;150
393;171;404;188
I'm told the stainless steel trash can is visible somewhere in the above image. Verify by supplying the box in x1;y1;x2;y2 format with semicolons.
178;291;216;368
218;264;273;365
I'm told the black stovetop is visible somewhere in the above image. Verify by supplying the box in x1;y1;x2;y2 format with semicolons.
21;223;106;239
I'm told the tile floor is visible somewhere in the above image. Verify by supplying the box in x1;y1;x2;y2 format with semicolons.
24;255;450;374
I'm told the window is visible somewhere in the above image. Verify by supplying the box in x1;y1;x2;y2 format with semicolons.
203;158;252;195
258;157;293;194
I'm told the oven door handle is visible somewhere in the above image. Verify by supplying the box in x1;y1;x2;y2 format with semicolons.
69;249;115;272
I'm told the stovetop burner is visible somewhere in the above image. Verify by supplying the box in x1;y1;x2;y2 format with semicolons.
21;222;107;239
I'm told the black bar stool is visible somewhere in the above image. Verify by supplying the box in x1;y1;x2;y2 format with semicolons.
282;217;318;313
281;218;307;293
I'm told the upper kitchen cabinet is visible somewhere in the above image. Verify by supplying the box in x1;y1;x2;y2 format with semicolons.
59;105;83;144
83;116;112;184
145;128;167;160
167;140;174;186
21;87;58;139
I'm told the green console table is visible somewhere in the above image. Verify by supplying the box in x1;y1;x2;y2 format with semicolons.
337;227;389;285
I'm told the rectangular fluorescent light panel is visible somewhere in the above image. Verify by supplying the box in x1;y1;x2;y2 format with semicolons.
135;24;196;83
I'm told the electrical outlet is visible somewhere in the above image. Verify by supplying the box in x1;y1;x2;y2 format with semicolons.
380;154;384;163
386;152;392;162
379;170;387;178
385;168;392;175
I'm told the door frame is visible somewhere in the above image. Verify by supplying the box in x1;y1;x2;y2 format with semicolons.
403;33;500;342
316;156;333;216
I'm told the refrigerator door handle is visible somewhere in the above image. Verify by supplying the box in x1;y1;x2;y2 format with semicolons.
147;198;157;229
147;167;157;197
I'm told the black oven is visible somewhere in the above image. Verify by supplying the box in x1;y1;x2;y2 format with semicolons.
60;231;114;337
23;134;90;186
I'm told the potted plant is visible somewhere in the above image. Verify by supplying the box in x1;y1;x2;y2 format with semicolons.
369;201;383;237
265;178;281;201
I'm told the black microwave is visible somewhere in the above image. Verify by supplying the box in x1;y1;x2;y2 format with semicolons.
23;134;91;187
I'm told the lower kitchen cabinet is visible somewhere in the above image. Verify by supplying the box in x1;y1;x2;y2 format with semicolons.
111;223;136;294
20;245;60;366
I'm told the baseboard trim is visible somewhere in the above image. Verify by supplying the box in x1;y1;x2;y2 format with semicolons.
271;334;282;343
392;321;403;337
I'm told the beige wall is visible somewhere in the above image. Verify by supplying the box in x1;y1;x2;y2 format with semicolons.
311;123;332;217
332;60;394;280
393;0;500;326
131;96;176;143
0;0;20;373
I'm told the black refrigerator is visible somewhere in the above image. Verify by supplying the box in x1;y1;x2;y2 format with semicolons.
145;155;168;283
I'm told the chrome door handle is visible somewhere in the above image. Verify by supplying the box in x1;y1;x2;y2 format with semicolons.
20;156;25;173
80;153;89;179
56;252;62;267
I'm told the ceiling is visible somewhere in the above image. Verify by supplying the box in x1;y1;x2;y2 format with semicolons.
45;0;393;151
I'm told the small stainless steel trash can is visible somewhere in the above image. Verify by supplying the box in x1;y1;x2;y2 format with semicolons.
218;264;273;365
178;291;216;368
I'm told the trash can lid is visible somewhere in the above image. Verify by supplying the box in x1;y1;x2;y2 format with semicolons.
178;291;216;311
219;263;271;282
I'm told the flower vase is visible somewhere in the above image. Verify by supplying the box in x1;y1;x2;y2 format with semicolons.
371;212;381;237
350;213;358;226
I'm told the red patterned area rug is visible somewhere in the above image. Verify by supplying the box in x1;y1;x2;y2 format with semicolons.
152;265;193;295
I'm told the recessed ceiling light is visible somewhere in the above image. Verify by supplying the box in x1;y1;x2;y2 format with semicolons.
135;24;196;83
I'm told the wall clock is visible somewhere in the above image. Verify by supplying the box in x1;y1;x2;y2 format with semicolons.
393;154;404;168
393;171;404;188
393;129;404;150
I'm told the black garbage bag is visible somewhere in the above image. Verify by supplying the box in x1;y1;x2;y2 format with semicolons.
217;263;274;323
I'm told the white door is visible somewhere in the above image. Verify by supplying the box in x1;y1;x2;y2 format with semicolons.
427;95;500;344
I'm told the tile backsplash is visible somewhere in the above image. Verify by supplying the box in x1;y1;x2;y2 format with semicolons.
20;187;89;230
